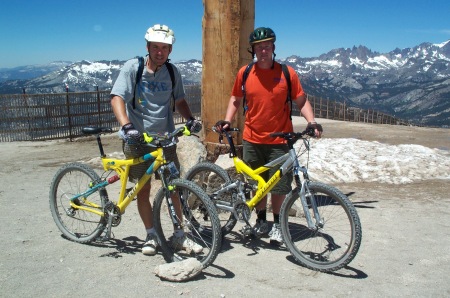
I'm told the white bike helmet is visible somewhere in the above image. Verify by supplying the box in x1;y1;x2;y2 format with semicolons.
144;24;175;45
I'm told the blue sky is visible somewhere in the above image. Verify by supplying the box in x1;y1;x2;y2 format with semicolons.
0;0;449;68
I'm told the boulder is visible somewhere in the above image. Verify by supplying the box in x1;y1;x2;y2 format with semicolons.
154;258;203;281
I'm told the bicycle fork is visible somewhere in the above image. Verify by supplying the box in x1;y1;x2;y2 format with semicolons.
298;179;324;230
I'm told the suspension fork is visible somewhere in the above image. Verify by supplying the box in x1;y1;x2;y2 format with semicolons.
299;179;324;229
294;165;324;229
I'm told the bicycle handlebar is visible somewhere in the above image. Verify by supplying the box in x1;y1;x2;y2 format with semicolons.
269;129;316;141
143;124;192;146
212;126;315;141
212;126;240;134
211;125;315;157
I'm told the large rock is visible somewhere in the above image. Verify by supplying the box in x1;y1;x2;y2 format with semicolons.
177;135;207;176
154;258;203;281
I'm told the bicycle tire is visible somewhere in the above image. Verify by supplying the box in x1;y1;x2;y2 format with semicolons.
153;178;222;269
280;181;362;272
49;162;107;243
184;162;237;235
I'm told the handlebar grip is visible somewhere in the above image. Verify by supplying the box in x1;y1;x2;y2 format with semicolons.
143;133;153;143
212;126;240;133
305;128;316;137
180;125;191;136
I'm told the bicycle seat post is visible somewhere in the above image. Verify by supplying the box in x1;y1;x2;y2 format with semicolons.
95;134;106;158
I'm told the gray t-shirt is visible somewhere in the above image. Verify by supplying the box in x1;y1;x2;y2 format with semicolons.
111;56;185;134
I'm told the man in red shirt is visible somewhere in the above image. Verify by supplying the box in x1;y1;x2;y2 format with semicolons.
216;27;322;245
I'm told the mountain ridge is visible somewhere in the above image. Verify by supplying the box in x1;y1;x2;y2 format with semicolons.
0;40;449;127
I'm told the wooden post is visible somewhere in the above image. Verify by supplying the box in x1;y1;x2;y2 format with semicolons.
65;85;73;141
343;101;346;121
96;85;102;126
202;0;254;160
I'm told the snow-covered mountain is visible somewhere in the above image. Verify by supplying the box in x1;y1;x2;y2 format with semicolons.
281;40;450;127
0;58;202;94
0;40;449;126
0;61;72;82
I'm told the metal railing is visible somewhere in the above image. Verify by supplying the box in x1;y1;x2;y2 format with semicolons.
0;85;404;142
0;86;201;142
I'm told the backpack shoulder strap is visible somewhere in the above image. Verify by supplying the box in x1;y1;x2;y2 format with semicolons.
165;61;176;112
165;61;175;89
132;56;145;109
281;64;293;120
242;62;254;115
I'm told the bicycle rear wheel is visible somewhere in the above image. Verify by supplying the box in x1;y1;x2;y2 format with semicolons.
49;162;107;243
280;181;362;272
185;162;237;235
153;178;222;269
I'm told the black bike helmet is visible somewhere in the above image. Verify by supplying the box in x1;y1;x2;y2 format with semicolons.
249;27;276;45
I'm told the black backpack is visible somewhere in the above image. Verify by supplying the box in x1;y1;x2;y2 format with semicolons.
242;62;293;120
132;56;176;111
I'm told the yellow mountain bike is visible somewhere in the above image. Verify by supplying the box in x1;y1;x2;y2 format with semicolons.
185;126;362;272
49;123;221;268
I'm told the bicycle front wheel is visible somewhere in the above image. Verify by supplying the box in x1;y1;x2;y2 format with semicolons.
49;162;107;243
280;181;362;272
185;162;237;235
153;178;222;269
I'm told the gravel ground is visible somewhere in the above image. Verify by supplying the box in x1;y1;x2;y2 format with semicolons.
1;118;449;297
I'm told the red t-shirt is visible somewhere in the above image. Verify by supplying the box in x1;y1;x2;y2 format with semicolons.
232;62;305;144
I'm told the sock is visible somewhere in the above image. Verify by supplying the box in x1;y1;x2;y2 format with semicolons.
273;213;280;224
173;229;184;238
256;209;267;221
146;228;155;235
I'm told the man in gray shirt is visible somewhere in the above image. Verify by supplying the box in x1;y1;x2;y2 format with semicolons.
111;24;202;256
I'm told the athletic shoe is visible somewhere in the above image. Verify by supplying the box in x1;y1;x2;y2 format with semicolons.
171;236;203;254
142;233;159;255
253;219;269;237
269;223;283;245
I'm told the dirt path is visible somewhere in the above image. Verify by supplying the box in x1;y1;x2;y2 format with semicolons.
1;119;449;297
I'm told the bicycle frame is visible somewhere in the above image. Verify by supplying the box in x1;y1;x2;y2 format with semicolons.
232;151;294;209
100;148;164;213
68;143;165;215
217;128;323;229
68;126;190;238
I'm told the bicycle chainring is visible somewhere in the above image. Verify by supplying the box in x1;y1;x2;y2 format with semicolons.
104;203;122;227
235;202;251;223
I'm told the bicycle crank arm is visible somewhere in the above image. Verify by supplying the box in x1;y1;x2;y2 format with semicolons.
100;209;114;241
